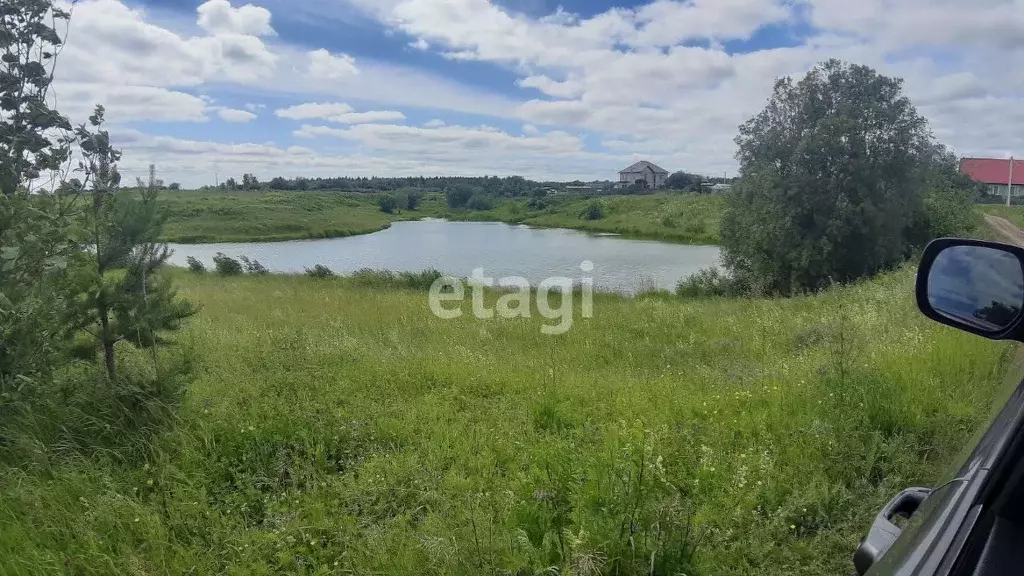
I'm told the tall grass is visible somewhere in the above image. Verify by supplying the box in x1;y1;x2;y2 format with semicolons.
439;193;725;244
977;204;1024;229
0;266;1014;575
158;191;403;243
522;193;724;244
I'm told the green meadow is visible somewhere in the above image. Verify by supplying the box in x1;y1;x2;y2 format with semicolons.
1;266;1014;575
158;191;400;243
977;204;1024;229
158;190;725;244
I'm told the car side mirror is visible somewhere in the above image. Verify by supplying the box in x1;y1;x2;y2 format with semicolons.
917;239;1024;341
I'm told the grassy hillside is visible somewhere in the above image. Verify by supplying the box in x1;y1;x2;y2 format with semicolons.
158;191;400;243
1;267;1014;575
513;194;722;244
157;190;725;244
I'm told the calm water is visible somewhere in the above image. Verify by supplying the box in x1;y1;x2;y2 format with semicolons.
167;220;721;294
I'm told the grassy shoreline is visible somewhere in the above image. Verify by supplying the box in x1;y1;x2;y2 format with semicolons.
2;265;1014;575
158;190;725;245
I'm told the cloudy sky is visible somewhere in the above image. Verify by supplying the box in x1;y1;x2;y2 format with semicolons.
52;0;1024;187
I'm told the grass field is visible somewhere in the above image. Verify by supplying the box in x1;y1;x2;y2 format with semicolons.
157;190;725;244
977;204;1024;229
158;191;401;243
1;266;1015;575
514;194;722;244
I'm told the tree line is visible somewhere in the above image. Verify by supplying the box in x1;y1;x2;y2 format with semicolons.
209;174;549;196
203;173;736;196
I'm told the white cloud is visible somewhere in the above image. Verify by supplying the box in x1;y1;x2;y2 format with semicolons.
409;37;430;50
630;0;790;47
308;49;360;79
333;110;407;123
806;0;1024;52
55;0;519;125
517;75;583;99
110;127;622;187
244;102;267;111
282;121;625;180
54;0;277;124
58;0;277;88
56;83;209;123
197;0;276;36
276;102;406;124
275;102;355;120
294;121;566;153
423;119;446;127
217;108;258;122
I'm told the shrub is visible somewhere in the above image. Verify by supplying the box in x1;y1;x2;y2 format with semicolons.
305;264;335;279
922;187;978;238
378;195;398;214
527;197;549;210
212;252;243;275
466;194;494;211
581;201;604;220
349;268;444;291
404;190;422;210
239;256;269;275
676;267;746;298
185;256;206;274
445;184;476;208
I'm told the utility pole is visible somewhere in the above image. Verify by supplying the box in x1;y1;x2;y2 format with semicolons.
1008;156;1015;207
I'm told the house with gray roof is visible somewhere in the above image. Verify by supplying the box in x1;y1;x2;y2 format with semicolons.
618;161;669;189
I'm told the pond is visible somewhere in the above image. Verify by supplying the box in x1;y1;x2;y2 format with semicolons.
167;220;721;294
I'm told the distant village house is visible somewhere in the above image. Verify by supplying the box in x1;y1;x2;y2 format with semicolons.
618;161;668;189
959;157;1024;197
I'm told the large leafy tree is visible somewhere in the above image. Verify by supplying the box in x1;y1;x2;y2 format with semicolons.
0;0;72;197
0;0;75;383
665;171;703;192
721;59;939;295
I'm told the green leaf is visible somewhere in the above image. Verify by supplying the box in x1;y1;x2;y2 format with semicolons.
0;246;18;261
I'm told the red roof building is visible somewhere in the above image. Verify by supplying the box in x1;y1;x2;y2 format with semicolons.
959;157;1024;197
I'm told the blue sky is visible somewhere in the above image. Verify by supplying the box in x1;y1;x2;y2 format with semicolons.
52;0;1024;186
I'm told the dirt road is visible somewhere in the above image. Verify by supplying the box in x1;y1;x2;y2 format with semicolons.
984;214;1024;247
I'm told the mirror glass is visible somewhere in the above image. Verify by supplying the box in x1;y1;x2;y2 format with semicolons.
928;245;1024;332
